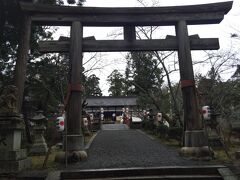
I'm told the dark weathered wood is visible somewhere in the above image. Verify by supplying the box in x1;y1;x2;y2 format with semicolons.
58;36;95;41
28;12;226;26
176;20;205;147
66;21;84;151
38;41;68;52
14;14;31;112
20;1;232;15
124;26;136;42
19;1;233;26
166;34;200;39
38;38;219;53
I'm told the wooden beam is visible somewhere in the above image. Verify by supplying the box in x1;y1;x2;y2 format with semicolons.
38;38;219;53
19;1;233;26
59;36;96;41
124;26;136;42
20;1;233;14
29;12;226;26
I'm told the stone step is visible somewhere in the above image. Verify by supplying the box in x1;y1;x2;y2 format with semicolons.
16;170;48;180
60;165;225;180
64;175;222;180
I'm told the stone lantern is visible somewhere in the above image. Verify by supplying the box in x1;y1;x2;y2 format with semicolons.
30;111;48;155
0;85;31;173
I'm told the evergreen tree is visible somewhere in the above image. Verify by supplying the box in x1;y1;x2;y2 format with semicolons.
25;54;69;113
124;52;166;111
125;52;163;95
84;74;102;97
124;60;134;95
107;69;125;96
0;0;84;114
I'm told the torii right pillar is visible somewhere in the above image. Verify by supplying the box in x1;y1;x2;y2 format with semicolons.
176;20;212;159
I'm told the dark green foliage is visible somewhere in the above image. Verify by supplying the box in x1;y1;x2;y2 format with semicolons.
67;0;85;5
84;74;102;97
197;70;240;124
0;1;22;86
0;0;97;115
131;52;156;94
142;120;154;131
156;125;169;138
0;0;57;76
107;69;125;96
142;122;182;142
126;52;163;95
124;52;173;117
0;1;60;115
26;54;69;113
167;127;183;141
45;119;62;147
0;1;55;85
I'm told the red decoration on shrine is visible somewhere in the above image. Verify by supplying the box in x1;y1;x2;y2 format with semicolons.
59;121;64;126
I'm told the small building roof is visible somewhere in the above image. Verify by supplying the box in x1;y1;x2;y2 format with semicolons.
86;96;137;107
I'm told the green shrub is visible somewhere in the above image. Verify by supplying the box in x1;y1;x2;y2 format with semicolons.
45;120;62;147
168;127;183;141
156;125;169;138
142;120;154;131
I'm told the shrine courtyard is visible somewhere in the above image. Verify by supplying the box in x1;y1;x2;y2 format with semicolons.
13;124;238;180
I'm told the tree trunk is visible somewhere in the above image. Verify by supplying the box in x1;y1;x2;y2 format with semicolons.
14;14;31;112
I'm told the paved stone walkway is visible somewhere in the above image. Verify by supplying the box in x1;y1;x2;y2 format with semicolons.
101;124;129;130
62;125;208;170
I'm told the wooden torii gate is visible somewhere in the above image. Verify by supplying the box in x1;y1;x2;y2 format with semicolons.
15;1;232;160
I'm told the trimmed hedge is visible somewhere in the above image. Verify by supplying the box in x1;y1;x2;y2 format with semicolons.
168;127;183;141
142;121;183;141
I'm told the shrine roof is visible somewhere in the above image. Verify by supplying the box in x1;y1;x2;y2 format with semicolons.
86;96;137;107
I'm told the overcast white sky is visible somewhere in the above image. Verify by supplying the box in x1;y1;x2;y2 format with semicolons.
56;0;240;95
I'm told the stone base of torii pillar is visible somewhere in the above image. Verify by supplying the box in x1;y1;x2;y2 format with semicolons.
55;150;88;163
179;130;214;160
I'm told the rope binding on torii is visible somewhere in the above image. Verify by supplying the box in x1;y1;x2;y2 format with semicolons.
64;83;84;110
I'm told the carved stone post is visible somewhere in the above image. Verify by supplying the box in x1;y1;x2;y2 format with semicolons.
176;20;212;159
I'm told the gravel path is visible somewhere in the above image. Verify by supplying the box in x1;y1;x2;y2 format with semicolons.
101;124;129;130
63;126;208;170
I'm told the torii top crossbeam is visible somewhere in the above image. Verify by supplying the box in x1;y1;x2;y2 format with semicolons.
19;1;233;26
19;1;233;53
